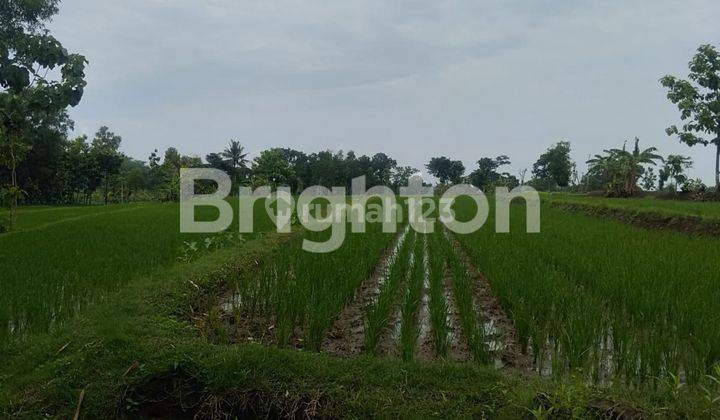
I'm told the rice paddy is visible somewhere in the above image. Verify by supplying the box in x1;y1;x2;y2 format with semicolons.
3;194;720;394
0;201;275;340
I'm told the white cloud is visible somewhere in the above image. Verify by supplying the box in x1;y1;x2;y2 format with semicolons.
49;0;720;182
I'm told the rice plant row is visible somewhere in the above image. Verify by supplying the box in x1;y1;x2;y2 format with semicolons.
364;229;417;354
452;198;720;384
430;227;490;363
229;216;398;350
398;234;427;360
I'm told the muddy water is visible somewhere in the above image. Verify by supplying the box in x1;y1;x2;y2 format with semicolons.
379;242;415;358
443;266;473;362
443;228;533;371
322;225;411;357
414;238;435;361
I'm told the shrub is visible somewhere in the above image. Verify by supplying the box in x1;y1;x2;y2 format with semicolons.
0;215;10;233
681;178;707;194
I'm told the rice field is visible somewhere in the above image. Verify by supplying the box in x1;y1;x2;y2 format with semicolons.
3;195;720;390
210;196;720;387
454;198;720;384
0;201;275;341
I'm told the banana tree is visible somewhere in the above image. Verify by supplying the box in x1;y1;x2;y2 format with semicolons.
587;138;662;196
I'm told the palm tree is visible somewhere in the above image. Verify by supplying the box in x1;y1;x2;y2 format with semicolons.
221;140;248;184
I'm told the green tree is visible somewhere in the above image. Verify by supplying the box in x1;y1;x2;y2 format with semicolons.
659;154;693;192
391;166;419;191
62;135;93;203
468;155;511;189
531;141;573;190
370;153;397;186
118;157;150;202
90;127;123;204
641;167;657;191
0;0;87;227
426;156;465;185
205;152;232;173
252;149;294;188
661;44;720;189
155;147;202;201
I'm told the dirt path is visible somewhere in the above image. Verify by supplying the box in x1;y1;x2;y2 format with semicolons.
321;225;411;357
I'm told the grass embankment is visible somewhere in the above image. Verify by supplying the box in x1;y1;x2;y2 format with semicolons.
546;193;720;236
1;220;702;418
546;193;720;220
454;198;720;388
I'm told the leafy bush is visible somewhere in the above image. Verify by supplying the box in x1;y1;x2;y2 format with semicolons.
0;215;9;233
681;178;707;194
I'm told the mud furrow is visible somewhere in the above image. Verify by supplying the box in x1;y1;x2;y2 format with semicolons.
413;238;434;361
321;225;410;357
445;229;533;371
443;265;473;362
376;245;414;358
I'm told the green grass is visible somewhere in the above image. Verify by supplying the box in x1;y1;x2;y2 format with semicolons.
4;197;720;416
1;215;710;418
0;201;275;341
454;198;720;384
0;203;152;231
546;192;720;220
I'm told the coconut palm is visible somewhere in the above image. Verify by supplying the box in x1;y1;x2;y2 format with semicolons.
221;140;249;184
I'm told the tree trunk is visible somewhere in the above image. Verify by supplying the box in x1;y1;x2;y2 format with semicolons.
104;173;109;205
9;154;17;229
715;140;719;190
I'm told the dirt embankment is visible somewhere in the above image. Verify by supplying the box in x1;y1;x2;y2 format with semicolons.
550;202;720;237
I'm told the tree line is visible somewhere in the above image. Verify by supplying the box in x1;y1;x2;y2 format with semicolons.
2;0;719;232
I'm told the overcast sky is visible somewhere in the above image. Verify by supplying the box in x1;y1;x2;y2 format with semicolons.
48;0;720;183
